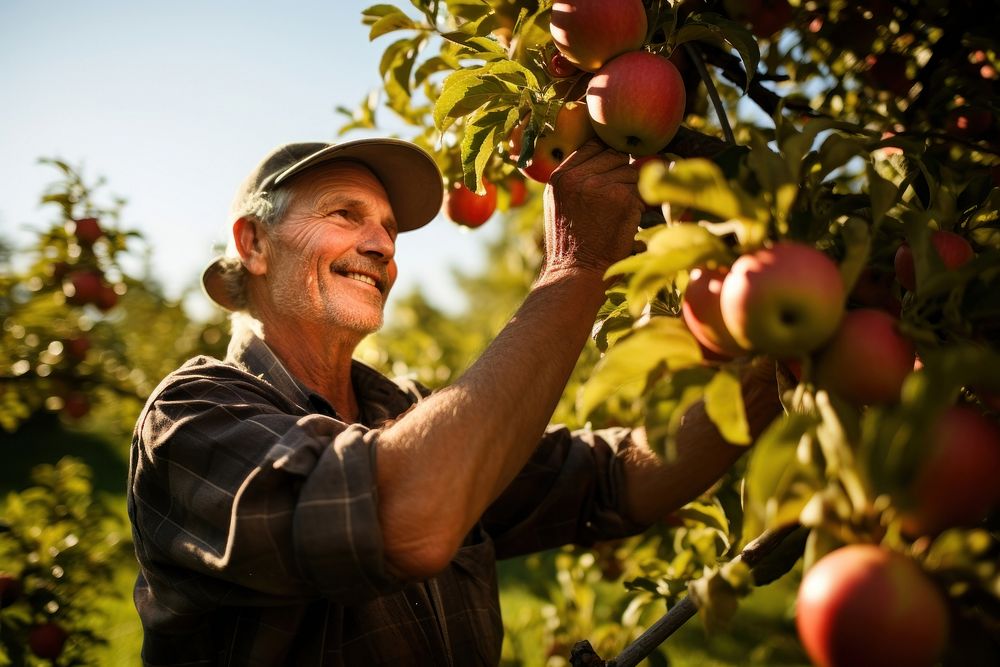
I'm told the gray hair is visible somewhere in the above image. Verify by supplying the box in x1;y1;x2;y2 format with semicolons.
214;186;296;312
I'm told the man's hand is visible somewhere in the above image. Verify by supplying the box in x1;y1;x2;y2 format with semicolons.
542;140;645;278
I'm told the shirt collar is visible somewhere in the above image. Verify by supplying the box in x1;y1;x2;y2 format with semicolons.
224;326;416;426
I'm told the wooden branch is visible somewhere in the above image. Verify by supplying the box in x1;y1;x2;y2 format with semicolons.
570;524;808;667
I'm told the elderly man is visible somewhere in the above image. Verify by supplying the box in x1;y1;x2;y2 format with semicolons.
127;138;779;665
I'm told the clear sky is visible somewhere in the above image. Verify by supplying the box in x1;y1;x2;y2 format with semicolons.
0;0;498;320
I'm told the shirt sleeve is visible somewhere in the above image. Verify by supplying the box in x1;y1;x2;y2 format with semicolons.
128;365;402;608
481;425;650;559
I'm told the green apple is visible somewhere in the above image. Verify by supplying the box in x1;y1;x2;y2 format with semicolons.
549;0;647;73
509;102;596;183
586;51;686;157
814;308;914;405
719;242;845;357
797;544;949;667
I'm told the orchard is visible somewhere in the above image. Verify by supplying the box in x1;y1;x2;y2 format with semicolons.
2;1;999;664
350;0;1000;664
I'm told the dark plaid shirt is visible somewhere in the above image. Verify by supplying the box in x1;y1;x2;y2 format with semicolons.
127;328;645;666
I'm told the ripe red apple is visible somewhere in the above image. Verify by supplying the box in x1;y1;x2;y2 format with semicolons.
796;544;949;667
848;267;900;316
682;266;747;358
96;283;120;311
546;51;579;78
0;573;23;608
719;242;845;357
72;217;103;245
28;621;69;659
505;176;528;207
549;0;648;73
63;270;104;306
62;391;91;420
586;52;686;157
64;335;92;362
893;230;974;292
865;53;912;97
901;405;1000;536
509;102;596;183
814;309;915;405
443;180;498;228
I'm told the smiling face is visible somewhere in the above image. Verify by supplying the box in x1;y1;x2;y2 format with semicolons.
248;161;399;340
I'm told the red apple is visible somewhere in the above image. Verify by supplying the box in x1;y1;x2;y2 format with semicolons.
814;309;915;405
796;544;949;667
0;573;23;608
549;0;648;73
62;392;91;420
720;242;845;357
848;267;900;316
893;230;974;292
901;405;1000;536
64;335;92;362
745;0;793;38
72;217;103;245
682;266;747;358
96;283;120;311
866;53;912;97
509;102;596;183
28;621;69;659
505;176;528;207
443;180;498;228
63;270;104;306
586;51;686;157
546;51;579;78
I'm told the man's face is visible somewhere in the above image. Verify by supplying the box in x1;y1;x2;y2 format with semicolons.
260;161;398;336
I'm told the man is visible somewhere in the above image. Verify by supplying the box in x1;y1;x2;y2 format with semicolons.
127;138;780;665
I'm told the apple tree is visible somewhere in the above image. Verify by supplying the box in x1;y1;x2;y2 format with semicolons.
346;1;1000;664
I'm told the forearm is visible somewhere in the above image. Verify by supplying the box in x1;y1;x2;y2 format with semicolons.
376;267;608;575
621;362;783;526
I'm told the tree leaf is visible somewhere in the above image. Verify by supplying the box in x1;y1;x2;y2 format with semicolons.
368;9;420;40
639;158;744;220
675;13;759;94
704;368;751;445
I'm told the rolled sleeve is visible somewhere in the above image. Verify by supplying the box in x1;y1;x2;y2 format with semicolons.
130;370;401;611
482;425;649;559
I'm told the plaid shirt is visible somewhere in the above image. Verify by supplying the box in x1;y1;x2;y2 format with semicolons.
127;328;644;666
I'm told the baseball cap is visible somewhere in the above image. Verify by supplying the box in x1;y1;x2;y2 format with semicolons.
201;138;443;311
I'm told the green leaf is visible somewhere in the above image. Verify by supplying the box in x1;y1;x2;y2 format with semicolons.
674;498;730;535
744;412;819;531
675;13;759;94
704;368;751;445
460;106;518;192
838;217;870;295
817;133;866;177
433;69;500;130
867;162;898;230
577;317;703;421
368;9;420;39
639;158;743;220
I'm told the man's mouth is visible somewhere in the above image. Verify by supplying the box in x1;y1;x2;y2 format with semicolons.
336;269;383;292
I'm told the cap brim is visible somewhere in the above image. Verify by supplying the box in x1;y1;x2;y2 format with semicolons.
202;138;443;311
274;137;442;233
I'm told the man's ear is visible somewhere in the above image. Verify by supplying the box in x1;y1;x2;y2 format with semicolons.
233;217;268;276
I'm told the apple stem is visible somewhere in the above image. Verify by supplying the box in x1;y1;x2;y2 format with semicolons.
684;42;735;145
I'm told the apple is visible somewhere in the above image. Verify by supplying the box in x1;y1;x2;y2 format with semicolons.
546;51;579;78
63;269;104;306
28;621;69;659
865;53;912;97
549;0;647;73
901;405;1000;536
72;217;103;245
505;175;528;207
0;573;23;608
443;180;498;228
848;267;900;316
64;335;92;362
682;266;747;358
741;0;794;38
814;309;915;405
96;283;120;311
796;544;949;667
893;230;974;292
719;242;845;358
509;102;596;183
62;391;91;420
586;51;686;157
945;106;993;140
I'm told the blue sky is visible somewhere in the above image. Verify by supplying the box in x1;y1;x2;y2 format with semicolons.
0;0;497;319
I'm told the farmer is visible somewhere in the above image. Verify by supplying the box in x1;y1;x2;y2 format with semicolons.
127;138;780;665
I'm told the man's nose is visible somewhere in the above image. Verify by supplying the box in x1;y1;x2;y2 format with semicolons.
360;222;395;261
